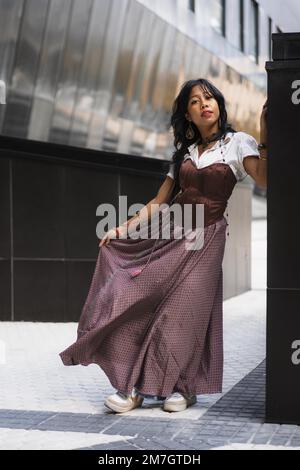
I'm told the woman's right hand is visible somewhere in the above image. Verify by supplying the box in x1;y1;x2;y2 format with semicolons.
99;226;126;247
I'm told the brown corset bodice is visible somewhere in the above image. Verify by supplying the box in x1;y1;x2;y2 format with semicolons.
172;159;237;228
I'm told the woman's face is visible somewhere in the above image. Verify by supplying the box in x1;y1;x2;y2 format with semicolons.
185;85;220;132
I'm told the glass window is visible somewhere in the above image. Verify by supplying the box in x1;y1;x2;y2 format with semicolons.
268;16;272;60
210;0;226;37
240;0;244;52
249;0;259;64
188;0;195;13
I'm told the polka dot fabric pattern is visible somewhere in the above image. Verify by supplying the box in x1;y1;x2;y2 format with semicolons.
59;155;235;397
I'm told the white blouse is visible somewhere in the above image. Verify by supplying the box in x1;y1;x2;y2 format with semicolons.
166;131;260;182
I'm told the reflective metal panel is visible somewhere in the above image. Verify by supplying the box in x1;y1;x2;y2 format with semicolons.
49;0;94;144
28;0;72;141
0;0;24;85
0;0;24;127
87;0;129;150
2;0;49;138
102;0;144;153
69;0;110;148
0;0;266;157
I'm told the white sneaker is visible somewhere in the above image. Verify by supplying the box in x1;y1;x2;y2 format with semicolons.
104;388;144;413
163;392;197;412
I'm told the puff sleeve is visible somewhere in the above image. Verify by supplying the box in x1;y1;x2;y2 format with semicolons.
236;132;260;181
166;161;175;179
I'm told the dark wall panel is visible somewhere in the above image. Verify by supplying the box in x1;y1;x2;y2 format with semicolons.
266;289;300;424
0;136;168;322
266;33;300;425
267;62;300;288
13;159;65;258
14;260;66;322
121;172;162;212
0;157;10;257
65;165;118;259
66;260;96;322
0;260;11;320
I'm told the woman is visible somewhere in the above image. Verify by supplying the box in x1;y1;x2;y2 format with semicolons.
59;78;268;413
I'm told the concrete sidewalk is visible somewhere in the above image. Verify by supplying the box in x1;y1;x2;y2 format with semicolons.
1;200;299;450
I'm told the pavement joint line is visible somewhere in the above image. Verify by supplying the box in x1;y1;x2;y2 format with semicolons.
99;416;127;434
262;424;284;446
28;412;60;430
286;427;298;447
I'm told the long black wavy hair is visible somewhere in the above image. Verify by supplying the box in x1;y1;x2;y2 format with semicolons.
169;78;236;203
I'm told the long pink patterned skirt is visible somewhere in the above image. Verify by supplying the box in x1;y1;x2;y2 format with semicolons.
59;213;227;398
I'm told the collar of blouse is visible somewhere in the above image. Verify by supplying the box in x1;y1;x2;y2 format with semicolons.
186;132;234;158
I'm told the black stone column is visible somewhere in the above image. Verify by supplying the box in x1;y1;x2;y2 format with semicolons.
266;32;300;425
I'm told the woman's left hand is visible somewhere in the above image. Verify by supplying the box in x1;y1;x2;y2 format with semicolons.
260;99;268;142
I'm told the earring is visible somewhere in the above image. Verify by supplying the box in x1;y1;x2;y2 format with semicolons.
185;121;195;139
